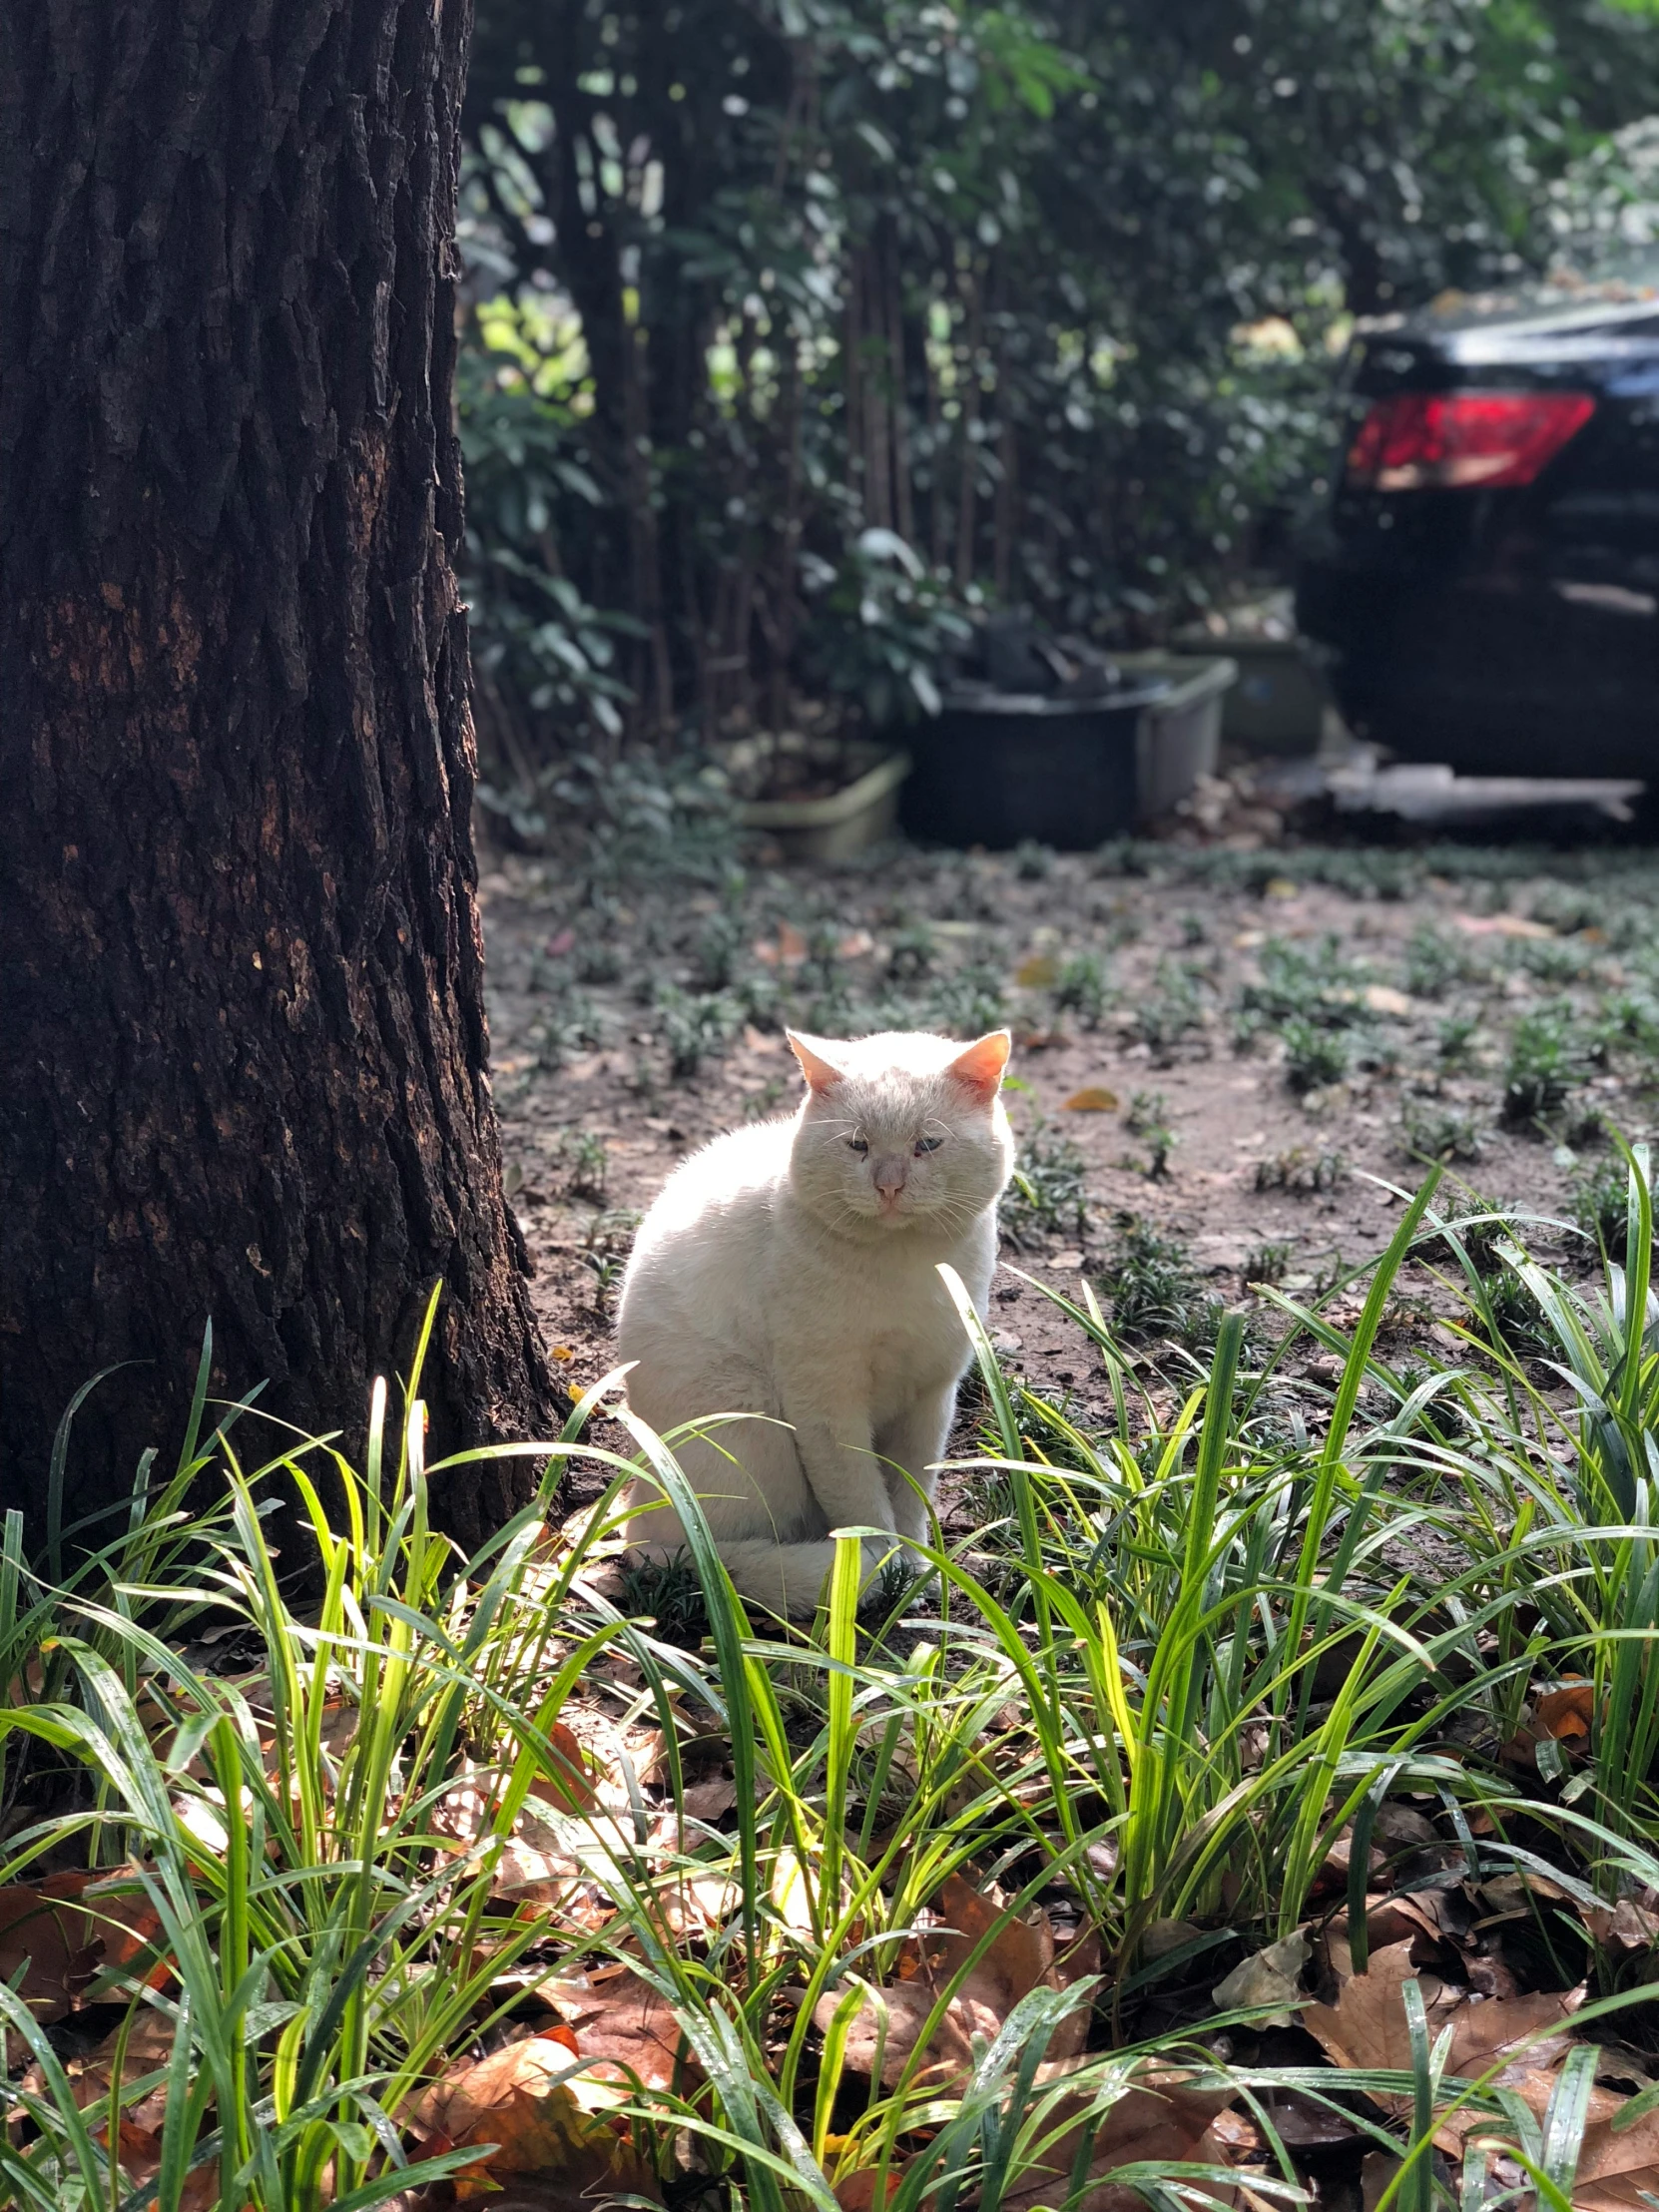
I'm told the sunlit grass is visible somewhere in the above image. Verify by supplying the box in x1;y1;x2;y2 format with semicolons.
3;1150;1659;2205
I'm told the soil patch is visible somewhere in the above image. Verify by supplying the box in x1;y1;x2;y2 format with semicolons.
479;827;1659;1504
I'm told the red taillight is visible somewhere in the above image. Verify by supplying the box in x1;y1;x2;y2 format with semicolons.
1346;389;1595;491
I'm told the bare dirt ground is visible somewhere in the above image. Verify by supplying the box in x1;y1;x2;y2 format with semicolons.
478;792;1659;1498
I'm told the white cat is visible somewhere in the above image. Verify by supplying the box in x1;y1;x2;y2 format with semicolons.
616;1027;1015;1615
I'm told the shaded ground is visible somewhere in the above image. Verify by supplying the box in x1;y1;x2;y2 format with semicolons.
478;809;1659;1497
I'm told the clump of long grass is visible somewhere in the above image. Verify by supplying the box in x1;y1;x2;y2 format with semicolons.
7;1151;1659;2208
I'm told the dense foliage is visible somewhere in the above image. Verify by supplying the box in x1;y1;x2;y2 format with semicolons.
13;1165;1659;2206
457;0;1659;778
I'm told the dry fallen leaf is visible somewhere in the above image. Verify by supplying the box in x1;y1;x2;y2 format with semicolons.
531;1721;600;1813
1304;1939;1582;2144
1062;1087;1120;1113
1453;911;1554;939
111;2130;222;2212
1001;2067;1240;2212
14;2011;220;2212
679;1775;740;1822
753;923;809;967
1363;984;1414;1017
1535;1679;1596;1740
1502;1678;1597;1771
1361;2147;1403;2212
430;1761;585;1905
1211;1930;1310;2025
19;2007;179;2129
834;2166;903;2212
410;2035;661;2205
1016;953;1059;988
770;1850;824;1936
1546;2086;1659;2209
1316;1892;1450;1985
1584;1896;1659;1956
816;1874;1099;2091
1318;1803;1442;1897
537;1965;702;2093
636;1866;744;1940
0;1874;103;2021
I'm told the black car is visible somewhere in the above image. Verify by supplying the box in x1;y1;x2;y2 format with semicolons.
1297;270;1659;778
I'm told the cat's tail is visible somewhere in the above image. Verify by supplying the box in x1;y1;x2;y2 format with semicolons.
712;1537;840;1618
629;1535;907;1620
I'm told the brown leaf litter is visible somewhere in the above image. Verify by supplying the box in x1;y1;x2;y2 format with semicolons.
815;1871;1101;2092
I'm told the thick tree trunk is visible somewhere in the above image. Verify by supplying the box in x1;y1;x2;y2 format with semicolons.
0;0;561;1547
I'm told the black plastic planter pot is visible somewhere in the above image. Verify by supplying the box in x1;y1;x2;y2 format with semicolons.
899;654;1237;850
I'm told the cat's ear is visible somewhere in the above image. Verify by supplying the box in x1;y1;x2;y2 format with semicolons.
787;1030;845;1095
947;1030;1012;1101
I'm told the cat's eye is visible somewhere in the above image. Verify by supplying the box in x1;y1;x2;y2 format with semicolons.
846;1138;869;1155
914;1136;943;1155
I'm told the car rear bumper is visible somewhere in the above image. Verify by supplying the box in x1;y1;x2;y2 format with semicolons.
1297;554;1659;778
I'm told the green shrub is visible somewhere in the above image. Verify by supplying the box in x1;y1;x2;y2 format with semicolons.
12;1155;1659;2205
1002;1122;1088;1245
1281;1015;1352;1093
1502;1004;1587;1125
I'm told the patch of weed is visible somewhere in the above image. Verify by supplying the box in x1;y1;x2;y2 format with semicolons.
1091;902;1145;948
1097;1215;1221;1346
1256;1146;1345;1194
1404;922;1466;999
1596;989;1659;1067
885;922;936;981
577;939;627;986
579;1207;640;1316
742;1075;790;1121
1437;1013;1480;1066
1309;848;1417;900
957;1464;1017;1535
695;910;746;989
1245;1241;1294;1286
1573;1154;1633;1259
1002;1121;1089;1246
1479;1266;1556;1360
860;1552;934;1619
798;978;857;1036
927;961;1008;1037
800;918;852;993
734;966;782;1027
656;985;742;1079
581;1246;624;1314
1238;934;1367;1033
1281;1016;1352;1094
1012;838;1056;879
614;1550;708;1647
1053;950;1110;1027
1401;1100;1485;1164
1505;934;1598;986
528;988;606;1071
624;1051;659;1105
1135;957;1208;1050
1528;884;1603;934
1427;1206;1511;1277
1502;1004;1587;1126
1123;1089;1176;1178
559;1127;610;1201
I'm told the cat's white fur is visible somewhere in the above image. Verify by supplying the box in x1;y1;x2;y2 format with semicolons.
617;1027;1015;1615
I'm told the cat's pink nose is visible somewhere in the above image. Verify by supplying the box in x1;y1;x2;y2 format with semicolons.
873;1157;908;1198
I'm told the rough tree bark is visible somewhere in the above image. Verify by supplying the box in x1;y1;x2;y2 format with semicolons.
0;0;562;1546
